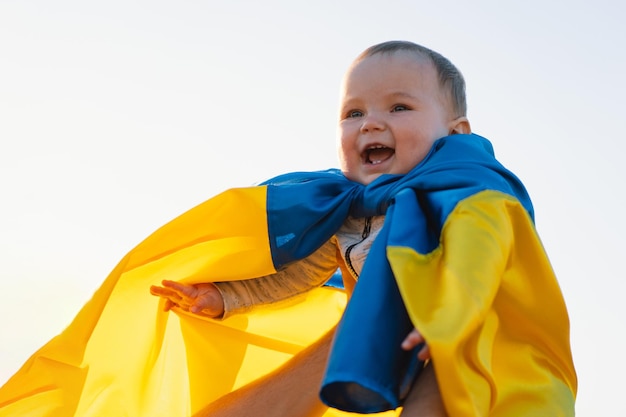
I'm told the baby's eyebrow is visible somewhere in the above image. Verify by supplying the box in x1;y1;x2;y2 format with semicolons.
339;92;421;113
386;91;419;100
340;96;360;105
339;99;361;112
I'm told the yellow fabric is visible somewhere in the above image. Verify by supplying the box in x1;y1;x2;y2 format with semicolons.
0;185;575;417
388;191;577;416
0;186;370;416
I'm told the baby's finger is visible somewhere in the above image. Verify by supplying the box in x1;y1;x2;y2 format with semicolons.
161;280;197;298
150;285;175;298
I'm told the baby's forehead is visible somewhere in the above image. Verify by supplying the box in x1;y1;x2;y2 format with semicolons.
347;51;438;86
343;51;448;102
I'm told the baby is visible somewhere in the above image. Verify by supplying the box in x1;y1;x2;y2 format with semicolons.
151;40;468;416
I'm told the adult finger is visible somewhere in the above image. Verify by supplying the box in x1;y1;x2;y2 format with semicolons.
401;329;425;350
418;344;431;360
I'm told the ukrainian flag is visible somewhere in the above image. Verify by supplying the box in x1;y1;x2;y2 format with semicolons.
0;134;576;416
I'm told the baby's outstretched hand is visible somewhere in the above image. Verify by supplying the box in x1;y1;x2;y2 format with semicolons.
150;280;225;318
401;328;431;360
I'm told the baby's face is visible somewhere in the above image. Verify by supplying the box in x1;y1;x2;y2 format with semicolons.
337;51;455;185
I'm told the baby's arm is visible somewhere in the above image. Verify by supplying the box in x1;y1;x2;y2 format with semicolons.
150;238;339;319
213;238;339;318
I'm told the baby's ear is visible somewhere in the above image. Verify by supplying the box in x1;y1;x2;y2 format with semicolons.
449;117;471;134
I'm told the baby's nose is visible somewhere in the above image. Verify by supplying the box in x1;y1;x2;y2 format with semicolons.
360;113;386;133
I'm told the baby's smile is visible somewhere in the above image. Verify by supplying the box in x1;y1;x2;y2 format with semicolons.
363;145;394;165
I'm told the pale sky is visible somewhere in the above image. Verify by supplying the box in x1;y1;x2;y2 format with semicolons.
1;1;624;415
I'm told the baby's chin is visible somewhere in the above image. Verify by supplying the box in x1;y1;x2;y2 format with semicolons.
342;170;384;185
342;166;414;185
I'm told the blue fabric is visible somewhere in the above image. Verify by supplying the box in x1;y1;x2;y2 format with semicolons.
264;134;532;269
320;204;424;412
260;134;533;412
324;269;345;289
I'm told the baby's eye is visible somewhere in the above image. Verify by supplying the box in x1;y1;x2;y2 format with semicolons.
346;110;364;118
391;104;409;112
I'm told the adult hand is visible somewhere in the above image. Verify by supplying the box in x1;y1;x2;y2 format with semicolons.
401;328;430;360
150;280;225;318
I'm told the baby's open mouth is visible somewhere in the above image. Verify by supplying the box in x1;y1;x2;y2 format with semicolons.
364;145;394;165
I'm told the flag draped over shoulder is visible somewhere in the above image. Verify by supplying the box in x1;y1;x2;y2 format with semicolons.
0;134;577;417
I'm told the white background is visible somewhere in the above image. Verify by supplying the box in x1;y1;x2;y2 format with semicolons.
1;1;624;415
